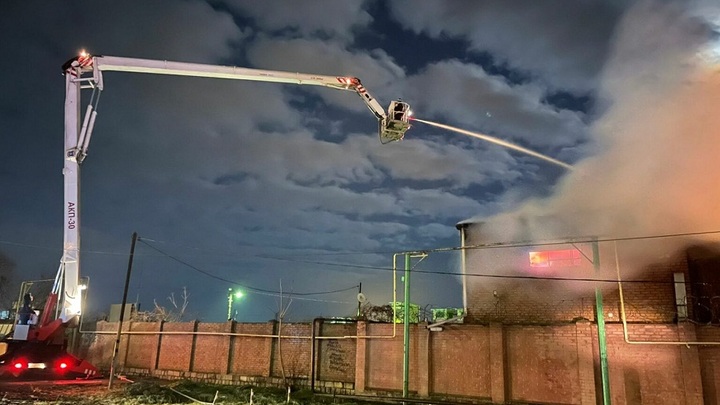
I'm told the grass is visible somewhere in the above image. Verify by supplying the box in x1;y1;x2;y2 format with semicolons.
116;379;365;405
0;378;380;405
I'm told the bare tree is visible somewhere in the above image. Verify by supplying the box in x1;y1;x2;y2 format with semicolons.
360;302;395;323
131;287;189;322
276;280;293;385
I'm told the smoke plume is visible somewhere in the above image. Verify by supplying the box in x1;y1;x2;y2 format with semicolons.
456;1;720;299
469;1;720;248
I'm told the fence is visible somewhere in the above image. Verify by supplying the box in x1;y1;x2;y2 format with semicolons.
81;319;720;404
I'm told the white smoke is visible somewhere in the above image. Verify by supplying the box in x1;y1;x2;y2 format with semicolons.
469;1;720;242
464;1;720;283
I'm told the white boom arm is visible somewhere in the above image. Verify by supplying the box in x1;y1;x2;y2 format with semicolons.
59;53;411;323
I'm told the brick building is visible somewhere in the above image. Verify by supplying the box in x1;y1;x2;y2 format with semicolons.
457;221;720;404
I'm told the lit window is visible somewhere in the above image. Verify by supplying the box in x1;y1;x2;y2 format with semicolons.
529;249;581;268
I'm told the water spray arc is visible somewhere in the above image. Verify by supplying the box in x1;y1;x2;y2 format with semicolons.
410;117;573;171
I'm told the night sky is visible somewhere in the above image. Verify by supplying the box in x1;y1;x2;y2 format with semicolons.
1;1;719;322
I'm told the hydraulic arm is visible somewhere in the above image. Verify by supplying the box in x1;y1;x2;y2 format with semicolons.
58;52;412;324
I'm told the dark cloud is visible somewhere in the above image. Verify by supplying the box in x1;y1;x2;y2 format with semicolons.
388;0;626;93
404;60;589;151
220;0;373;42
3;0;243;63
10;1;702;321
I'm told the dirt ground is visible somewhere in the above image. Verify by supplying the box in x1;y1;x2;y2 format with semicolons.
0;378;133;404
0;377;363;405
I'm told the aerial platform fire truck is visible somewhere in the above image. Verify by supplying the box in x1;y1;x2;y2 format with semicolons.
0;52;412;379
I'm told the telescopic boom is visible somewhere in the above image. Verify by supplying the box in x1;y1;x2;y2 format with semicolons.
58;52;411;324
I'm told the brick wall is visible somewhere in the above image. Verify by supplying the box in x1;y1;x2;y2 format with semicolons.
125;321;160;369
270;323;311;379
230;322;273;377
505;325;584;404
84;321;117;369
192;322;231;374
466;277;596;324
600;324;704;405
85;319;720;404
364;322;418;392
316;322;356;383
697;326;720;405
602;249;688;324
157;321;195;371
429;324;491;398
465;243;598;324
465;241;693;325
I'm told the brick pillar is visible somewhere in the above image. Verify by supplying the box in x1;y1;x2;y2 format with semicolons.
188;320;199;372
575;321;596;405
678;323;704;404
489;323;505;404
120;321;132;370
703;362;720;405
417;324;430;397
355;321;367;393
227;321;235;374
150;320;163;371
265;321;275;377
219;321;233;375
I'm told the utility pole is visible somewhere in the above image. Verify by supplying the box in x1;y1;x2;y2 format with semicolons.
109;232;137;389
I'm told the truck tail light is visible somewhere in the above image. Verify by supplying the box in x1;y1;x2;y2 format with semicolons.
54;357;76;373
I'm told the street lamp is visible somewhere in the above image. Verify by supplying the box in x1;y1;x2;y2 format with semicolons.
227;288;244;321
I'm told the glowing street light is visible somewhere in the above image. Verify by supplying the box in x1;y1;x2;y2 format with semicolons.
227;288;244;321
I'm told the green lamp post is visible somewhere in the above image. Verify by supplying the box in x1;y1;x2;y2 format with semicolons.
227;288;244;321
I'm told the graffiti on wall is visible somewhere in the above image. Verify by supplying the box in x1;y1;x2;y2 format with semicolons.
326;339;352;374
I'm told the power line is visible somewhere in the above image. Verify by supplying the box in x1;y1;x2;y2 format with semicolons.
137;238;359;299
131;229;720;264
397;229;720;255
107;236;405;259
258;255;713;286
4;227;719;288
4;228;718;260
61;233;720;287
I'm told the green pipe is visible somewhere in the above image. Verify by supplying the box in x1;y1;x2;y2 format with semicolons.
593;240;611;405
403;253;411;398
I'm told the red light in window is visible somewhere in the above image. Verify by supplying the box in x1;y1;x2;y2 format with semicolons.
529;249;581;268
529;251;549;267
